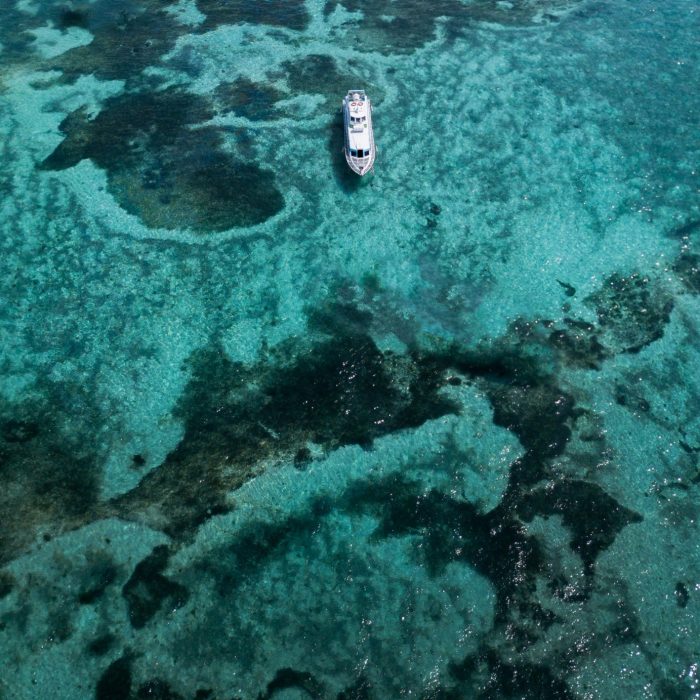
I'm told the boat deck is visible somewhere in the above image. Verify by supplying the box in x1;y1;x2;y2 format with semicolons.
343;90;376;176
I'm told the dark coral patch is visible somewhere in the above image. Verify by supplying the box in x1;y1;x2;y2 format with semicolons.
450;648;575;700
1;419;40;443
323;0;581;54
41;88;284;232
215;78;285;121
282;54;371;104
675;582;689;609
557;280;576;297
585;272;673;354
614;383;650;414
96;655;132;700
284;54;339;96
544;317;607;370
136;679;185;699
196;0;310;31
49;0;310;88
199;510;320;595
122;545;189;628
88;633;117;657
343;474;544;617
668;219;700;239
53;0;184;83
502;273;674;371
55;6;90;30
113;333;459;538
0;570;16;599
324;0;457;53
485;380;576;461
518;479;642;575
0;398;100;566
0;10;30;61
260;668;325;699
294;447;312;470
50;0;310;87
258;337;434;446
673;251;700;294
78;559;118;604
434;347;579;471
337;676;372;700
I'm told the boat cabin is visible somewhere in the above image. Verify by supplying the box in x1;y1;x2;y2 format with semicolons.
343;89;376;175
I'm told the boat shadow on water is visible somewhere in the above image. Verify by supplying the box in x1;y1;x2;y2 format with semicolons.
327;110;368;194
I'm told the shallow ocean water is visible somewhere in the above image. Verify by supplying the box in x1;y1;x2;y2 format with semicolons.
0;0;699;697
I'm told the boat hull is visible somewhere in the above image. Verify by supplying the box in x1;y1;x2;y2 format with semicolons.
342;91;376;176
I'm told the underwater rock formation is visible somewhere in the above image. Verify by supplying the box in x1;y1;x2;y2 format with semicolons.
122;545;189;628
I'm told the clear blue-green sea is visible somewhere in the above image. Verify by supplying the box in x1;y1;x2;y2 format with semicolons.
1;0;699;698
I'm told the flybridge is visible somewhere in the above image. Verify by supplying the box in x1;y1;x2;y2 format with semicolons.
342;90;376;176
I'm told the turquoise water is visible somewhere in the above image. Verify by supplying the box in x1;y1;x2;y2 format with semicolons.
0;0;699;697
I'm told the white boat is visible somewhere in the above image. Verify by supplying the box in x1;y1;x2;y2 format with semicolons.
342;90;375;176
